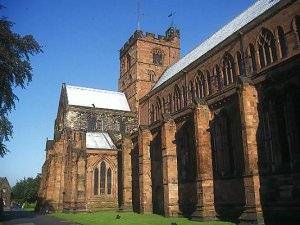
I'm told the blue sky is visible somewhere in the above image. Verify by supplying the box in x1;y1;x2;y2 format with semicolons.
0;0;254;186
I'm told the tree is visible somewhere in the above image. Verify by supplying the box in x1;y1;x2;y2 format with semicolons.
11;174;41;204
0;5;42;157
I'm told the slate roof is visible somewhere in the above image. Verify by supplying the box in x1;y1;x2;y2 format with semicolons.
153;0;281;90
86;132;117;150
65;85;131;111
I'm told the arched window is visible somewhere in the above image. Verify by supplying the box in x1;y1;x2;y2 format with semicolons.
293;15;300;43
182;86;187;107
162;98;167;114
194;76;201;98
100;161;106;194
222;53;236;85
107;168;112;195
153;49;163;65
188;81;194;102
277;26;288;58
174;85;181;111
236;51;243;76
94;167;99;195
214;65;222;90
257;28;277;68
249;44;257;72
148;70;156;82
155;97;162;120
168;93;173;113
93;161;113;196
198;71;206;98
206;71;212;95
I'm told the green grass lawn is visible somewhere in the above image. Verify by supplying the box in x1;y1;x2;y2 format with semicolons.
52;211;234;225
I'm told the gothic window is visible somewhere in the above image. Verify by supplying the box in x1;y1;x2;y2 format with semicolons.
100;161;106;194
174;85;181;111
222;53;236;85
168;93;173;113
194;76;200;98
148;70;156;82
257;28;277;68
277;26;288;58
198;71;206;98
93;167;99;195
214;65;222;90
293;15;300;43
236;51;243;76
87;115;96;131
153;49;163;65
93;161;113;195
182;85;187;107
107;168;112;195
126;54;131;71
188;81;194;103
249;44;257;72
206;71;212;95
155;97;162;120
162;98;167;114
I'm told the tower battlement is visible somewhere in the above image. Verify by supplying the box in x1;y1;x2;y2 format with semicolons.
120;27;180;57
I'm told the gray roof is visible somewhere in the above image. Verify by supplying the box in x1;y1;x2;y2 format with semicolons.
153;0;281;90
65;85;131;111
86;132;117;150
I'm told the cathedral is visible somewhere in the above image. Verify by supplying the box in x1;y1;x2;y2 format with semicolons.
38;0;300;224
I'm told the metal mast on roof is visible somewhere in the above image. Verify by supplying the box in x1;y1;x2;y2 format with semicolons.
137;0;142;30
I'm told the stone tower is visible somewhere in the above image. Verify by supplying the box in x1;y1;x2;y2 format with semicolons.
118;27;180;113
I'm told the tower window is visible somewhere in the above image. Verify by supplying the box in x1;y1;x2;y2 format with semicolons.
153;49;163;65
148;70;156;82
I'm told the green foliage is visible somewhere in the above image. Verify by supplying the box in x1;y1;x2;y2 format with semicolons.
53;211;235;225
11;174;41;204
0;5;42;157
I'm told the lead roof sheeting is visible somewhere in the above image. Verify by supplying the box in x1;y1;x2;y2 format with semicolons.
86;132;116;150
66;85;131;111
153;0;281;90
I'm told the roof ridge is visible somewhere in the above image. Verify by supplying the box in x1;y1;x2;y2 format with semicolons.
66;85;125;96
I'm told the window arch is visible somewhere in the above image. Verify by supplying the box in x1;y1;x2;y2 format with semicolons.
154;97;162;121
206;71;212;95
182;86;187;107
162;98;167;114
277;26;288;58
198;71;206;98
168;93;173;113
222;53;236;85
94;167;99;195
107;168;112;195
152;49;163;65
93;161;113;196
257;28;277;68
148;70;156;82
100;161;106;194
188;81;195;103
194;76;201;98
214;65;222;90
249;44;257;72
293;15;300;43
236;51;243;76
174;85;182;111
